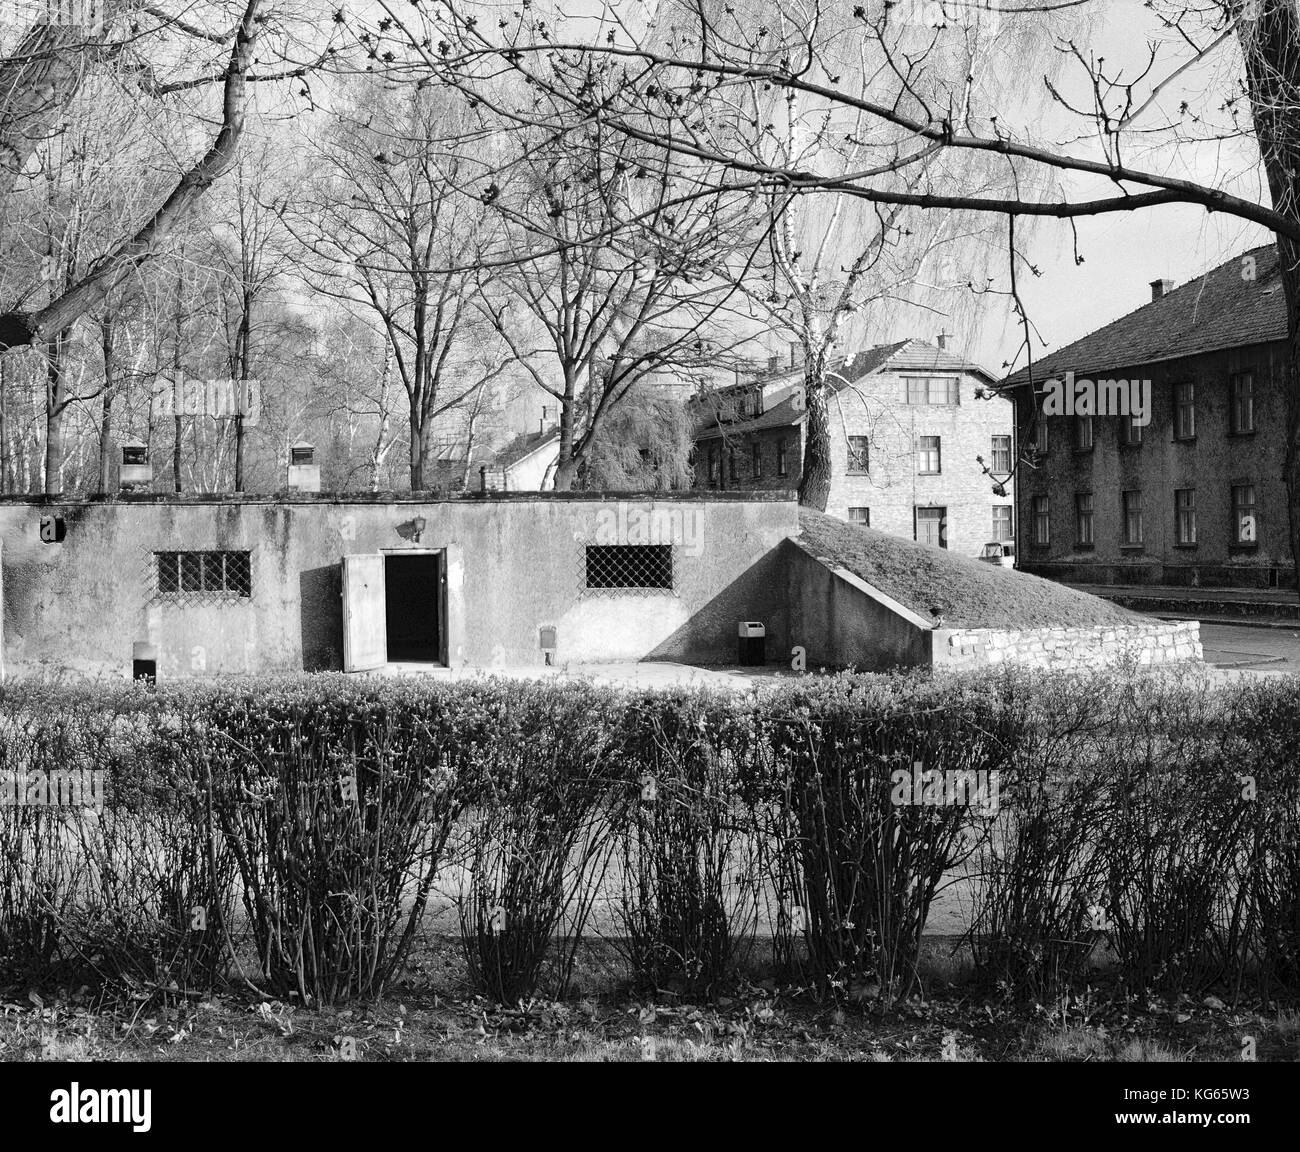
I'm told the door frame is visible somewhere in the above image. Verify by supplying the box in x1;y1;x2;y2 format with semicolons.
380;547;449;666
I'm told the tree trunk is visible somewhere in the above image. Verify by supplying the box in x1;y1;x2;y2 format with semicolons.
43;334;65;494
97;316;114;494
233;286;252;491
408;405;425;491
797;356;832;511
1241;5;1300;597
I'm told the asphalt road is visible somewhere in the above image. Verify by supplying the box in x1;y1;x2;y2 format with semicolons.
1198;622;1300;673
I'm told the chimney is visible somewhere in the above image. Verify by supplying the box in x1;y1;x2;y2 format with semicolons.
1150;278;1175;301
936;332;949;351
790;342;803;367
767;354;779;373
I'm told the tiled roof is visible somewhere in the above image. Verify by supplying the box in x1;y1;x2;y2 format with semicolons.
694;394;805;440
694;338;996;440
1001;244;1287;389
492;427;560;469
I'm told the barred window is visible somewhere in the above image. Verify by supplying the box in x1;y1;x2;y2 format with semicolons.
585;545;673;593
156;551;251;597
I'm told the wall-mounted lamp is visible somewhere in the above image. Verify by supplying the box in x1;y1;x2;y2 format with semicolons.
411;516;426;543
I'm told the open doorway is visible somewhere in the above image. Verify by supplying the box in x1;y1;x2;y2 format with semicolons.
384;552;442;663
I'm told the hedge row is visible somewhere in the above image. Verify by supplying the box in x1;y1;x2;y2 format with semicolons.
0;668;1295;1005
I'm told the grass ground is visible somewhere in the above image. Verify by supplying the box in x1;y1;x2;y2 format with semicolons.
3;934;1296;1063
796;508;1142;628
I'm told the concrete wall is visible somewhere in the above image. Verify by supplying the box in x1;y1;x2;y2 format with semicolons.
934;619;1202;670
783;540;934;672
0;494;796;680
1014;341;1294;588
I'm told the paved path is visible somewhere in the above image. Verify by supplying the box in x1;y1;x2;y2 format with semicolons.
1198;622;1300;674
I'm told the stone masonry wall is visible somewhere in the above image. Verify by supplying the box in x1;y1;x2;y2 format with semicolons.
937;619;1202;670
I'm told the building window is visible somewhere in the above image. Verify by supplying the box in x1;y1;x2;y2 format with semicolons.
1033;420;1048;455
751;441;762;479
156;551;251;598
1075;493;1094;546
1122;490;1144;546
1230;372;1254;434
728;448;738;483
917;435;941;474
1173;382;1196;440
992;505;1013;542
848;507;870;527
777;439;788;477
708;446;720;488
916;506;947;548
846;435;870;473
1233;484;1257;543
1074;415;1094;451
1121;414;1144;446
585;545;673;592
904;376;959;405
990;435;1011;474
1033;495;1050;545
1175;488;1197;545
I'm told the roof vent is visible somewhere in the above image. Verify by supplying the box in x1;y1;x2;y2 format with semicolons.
1150;278;1176;301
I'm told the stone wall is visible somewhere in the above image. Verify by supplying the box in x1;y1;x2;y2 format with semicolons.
934;619;1202;670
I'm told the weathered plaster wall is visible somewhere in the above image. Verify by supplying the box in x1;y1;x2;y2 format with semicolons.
0;494;796;679
783;540;934;672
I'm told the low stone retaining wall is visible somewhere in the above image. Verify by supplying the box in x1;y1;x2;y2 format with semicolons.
935;620;1202;670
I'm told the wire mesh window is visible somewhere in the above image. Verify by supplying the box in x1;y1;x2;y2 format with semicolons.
585;545;674;594
155;551;251;600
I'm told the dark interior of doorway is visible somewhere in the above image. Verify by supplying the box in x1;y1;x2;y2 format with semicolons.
384;553;441;663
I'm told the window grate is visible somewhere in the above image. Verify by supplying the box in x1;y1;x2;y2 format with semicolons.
152;550;252;602
585;544;674;595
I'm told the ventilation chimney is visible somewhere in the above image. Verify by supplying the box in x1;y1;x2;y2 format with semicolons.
118;440;152;489
1150;278;1175;301
287;441;320;493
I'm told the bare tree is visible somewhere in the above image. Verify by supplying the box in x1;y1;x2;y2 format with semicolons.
0;0;317;357
468;72;752;491
288;80;511;490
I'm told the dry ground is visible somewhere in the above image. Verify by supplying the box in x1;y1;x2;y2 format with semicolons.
3;934;1296;1063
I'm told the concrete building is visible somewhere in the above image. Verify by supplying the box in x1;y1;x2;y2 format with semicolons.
0;493;796;679
689;339;1014;558
1001;244;1293;590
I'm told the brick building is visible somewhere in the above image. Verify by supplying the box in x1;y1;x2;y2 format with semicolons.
1001;244;1293;589
689;339;1014;558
